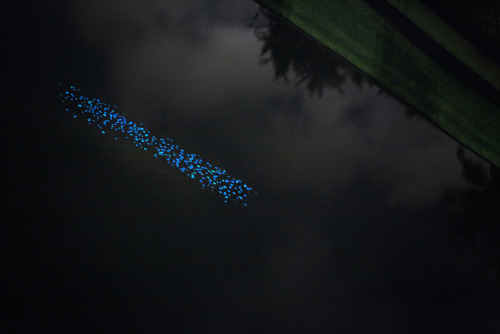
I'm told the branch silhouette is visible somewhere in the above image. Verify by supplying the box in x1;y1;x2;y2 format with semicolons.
444;147;500;281
253;7;419;120
254;8;372;97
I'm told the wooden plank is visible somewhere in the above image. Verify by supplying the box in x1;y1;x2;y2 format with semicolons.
254;0;500;167
386;0;500;92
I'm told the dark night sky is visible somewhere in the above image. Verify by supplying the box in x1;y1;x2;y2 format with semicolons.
3;0;500;332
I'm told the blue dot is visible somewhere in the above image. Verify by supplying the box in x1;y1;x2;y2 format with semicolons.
61;84;255;206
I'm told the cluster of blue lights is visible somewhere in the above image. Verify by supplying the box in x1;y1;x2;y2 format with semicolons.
60;84;256;206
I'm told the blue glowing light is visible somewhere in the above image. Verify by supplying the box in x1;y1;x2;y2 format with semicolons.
60;84;256;206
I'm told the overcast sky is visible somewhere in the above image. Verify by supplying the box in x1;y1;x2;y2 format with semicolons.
67;0;468;206
4;0;500;332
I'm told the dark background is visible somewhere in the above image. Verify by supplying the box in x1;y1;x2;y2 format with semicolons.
3;1;500;332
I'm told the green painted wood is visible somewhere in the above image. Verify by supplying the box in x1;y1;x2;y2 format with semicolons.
437;0;500;44
255;0;500;167
386;0;500;92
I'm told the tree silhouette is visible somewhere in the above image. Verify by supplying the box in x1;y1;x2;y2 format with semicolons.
444;147;500;281
253;7;419;120
254;8;373;97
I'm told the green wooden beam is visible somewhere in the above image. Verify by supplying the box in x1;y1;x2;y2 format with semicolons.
386;0;500;92
255;0;500;167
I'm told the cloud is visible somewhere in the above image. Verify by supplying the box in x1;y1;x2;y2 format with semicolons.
68;0;465;210
109;25;290;118
53;2;500;329
69;0;258;47
249;81;465;206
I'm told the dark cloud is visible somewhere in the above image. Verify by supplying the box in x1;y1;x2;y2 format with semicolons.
69;0;259;47
4;0;500;332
